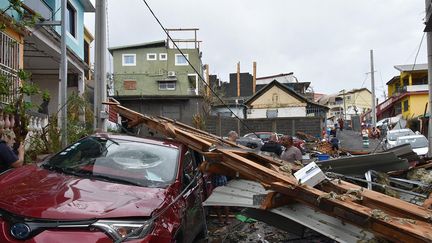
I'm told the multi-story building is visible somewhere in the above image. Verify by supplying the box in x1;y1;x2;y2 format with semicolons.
377;64;428;120
317;88;372;121
0;0;94;116
109;30;204;128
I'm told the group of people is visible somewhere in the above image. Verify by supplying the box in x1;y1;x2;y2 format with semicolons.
211;130;304;225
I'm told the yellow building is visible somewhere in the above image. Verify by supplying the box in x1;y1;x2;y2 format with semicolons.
317;88;372;121
377;64;428;120
0;11;27;103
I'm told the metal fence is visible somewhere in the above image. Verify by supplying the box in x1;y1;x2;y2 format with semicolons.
0;31;20;104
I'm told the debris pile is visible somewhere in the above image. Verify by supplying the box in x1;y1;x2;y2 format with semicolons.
106;100;432;242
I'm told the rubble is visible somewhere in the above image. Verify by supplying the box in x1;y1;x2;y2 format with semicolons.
105;100;432;242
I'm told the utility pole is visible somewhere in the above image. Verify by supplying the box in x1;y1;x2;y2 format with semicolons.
94;0;107;131
59;0;68;148
425;0;432;157
342;89;347;121
370;50;376;127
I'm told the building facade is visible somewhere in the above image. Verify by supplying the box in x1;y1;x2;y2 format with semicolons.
317;88;372;121
109;35;204;127
377;64;428;120
1;0;94;117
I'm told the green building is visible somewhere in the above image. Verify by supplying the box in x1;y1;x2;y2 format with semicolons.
109;38;204;131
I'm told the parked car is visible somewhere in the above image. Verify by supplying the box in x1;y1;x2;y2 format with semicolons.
395;134;429;156
244;132;306;153
0;134;208;242
384;128;415;149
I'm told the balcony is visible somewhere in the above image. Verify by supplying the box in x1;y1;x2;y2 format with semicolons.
405;84;428;92
22;0;53;20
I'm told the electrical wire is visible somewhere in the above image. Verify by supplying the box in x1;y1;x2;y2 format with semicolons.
139;0;258;136
411;32;426;72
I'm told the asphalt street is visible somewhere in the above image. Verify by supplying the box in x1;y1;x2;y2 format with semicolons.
337;129;384;153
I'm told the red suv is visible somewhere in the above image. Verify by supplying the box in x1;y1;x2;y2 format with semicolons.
0;134;208;242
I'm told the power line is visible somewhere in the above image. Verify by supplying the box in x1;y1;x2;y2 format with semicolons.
412;32;426;71
140;0;257;135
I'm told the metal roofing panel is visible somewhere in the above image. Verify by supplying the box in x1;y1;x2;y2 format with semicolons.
203;179;375;242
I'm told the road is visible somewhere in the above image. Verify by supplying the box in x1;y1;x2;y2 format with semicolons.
337;129;384;153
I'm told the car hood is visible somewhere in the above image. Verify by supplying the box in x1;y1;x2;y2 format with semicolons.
0;165;172;220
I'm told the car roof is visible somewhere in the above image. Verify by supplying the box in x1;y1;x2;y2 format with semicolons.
388;129;413;134
91;133;183;149
396;134;427;140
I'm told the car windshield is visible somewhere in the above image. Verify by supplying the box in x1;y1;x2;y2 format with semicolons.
44;137;179;188
387;130;414;141
396;136;428;149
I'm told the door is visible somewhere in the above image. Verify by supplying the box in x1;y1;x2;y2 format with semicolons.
181;149;205;242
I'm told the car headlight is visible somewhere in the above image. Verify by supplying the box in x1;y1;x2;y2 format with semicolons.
92;220;153;241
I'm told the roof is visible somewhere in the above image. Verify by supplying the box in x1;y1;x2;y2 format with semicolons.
345;88;371;95
108;40;166;54
79;0;95;12
394;64;428;72
386;76;400;85
245;80;328;109
256;73;294;80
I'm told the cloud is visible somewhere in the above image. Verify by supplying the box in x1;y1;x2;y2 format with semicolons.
85;0;427;100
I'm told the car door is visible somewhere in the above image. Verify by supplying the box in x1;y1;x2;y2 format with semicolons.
181;149;205;242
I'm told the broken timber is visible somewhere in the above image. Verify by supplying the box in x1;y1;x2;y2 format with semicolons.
105;100;432;242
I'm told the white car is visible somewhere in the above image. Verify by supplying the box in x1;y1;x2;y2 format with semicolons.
385;128;415;149
395;134;429;156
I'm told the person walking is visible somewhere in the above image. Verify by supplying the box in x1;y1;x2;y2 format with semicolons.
280;135;302;163
0;130;24;173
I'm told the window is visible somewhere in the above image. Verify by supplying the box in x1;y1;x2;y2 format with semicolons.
266;109;278;118
272;93;279;104
403;100;409;112
122;54;136;66
66;2;76;37
0;31;19;103
123;80;137;90
159;53;167;61
175;54;189;66
159;81;176;90
346;95;351;100
147;53;157;61
188;74;198;94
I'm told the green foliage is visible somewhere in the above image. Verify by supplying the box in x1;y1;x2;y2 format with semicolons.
0;74;10;95
42;90;50;101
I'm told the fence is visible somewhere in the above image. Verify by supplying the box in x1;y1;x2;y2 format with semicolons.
205;115;323;138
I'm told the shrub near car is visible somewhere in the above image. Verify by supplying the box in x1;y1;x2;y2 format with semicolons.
0;134;207;243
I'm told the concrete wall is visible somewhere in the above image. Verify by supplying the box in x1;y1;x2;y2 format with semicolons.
52;0;86;60
117;96;204;136
112;47;203;96
247;107;306;118
206;116;323;138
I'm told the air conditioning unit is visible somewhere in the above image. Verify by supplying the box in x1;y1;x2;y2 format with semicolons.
168;71;176;77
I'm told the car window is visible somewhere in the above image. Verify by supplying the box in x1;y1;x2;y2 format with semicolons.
387;130;414;141
182;150;197;188
396;136;428;149
46;137;179;188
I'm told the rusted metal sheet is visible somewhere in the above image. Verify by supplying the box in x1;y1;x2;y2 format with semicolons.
105;100;432;242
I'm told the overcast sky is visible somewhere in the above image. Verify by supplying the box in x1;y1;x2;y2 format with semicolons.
85;0;428;100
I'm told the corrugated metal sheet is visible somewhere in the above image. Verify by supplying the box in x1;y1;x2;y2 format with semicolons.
204;179;374;243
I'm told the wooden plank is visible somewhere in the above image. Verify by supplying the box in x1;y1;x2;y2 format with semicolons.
104;101;432;242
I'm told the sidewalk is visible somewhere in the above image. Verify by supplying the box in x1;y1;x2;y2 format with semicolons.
337;129;383;153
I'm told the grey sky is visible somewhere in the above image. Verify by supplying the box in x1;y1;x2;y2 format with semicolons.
85;0;427;100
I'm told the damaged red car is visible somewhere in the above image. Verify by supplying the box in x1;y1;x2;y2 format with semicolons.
0;134;208;242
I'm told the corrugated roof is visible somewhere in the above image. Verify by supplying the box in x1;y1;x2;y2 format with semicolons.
108;40;166;53
394;64;428;72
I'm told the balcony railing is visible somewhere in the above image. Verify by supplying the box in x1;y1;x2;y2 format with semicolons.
22;0;53;20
